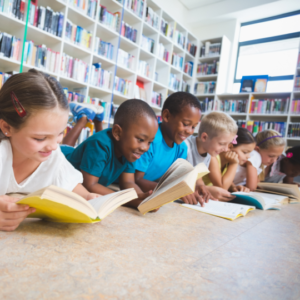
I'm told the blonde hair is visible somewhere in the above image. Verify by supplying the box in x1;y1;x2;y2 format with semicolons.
255;130;285;150
199;111;238;138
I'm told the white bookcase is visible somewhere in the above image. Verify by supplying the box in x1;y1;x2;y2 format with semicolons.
0;0;199;127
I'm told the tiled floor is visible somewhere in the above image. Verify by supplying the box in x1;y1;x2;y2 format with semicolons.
0;202;299;300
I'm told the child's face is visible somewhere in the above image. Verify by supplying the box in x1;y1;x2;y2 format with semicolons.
230;142;256;165
163;105;201;145
256;146;284;166
116;116;158;163
9;108;69;163
281;159;300;178
201;132;236;157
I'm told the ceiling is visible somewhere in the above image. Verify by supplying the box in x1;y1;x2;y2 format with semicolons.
179;0;226;10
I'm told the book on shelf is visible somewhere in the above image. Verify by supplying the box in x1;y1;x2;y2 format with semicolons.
294;75;300;91
117;0;145;19
171;52;183;70
254;78;267;93
161;19;175;39
23;42;60;74
145;6;159;30
157;43;169;62
0;72;14;89
60;53;89;83
64;88;86;104
200;42;221;57
291;99;300;114
138;60;150;77
111;103;119;120
184;61;193;76
65;19;92;50
181;80;190;93
14;185;138;223
86;0;97;19
197;61;218;75
236;120;246;128
94;38;114;61
215;99;247;113
138;158;209;214
246;120;286;137
134;79;147;101
173;30;185;49
169;73;180;91
0;0;25;21
288;123;300;138
0;31;21;60
297;52;300;67
198;98;213;113
140;35;154;53
99;5;121;32
151;91;162;108
114;76;132;96
194;81;216;94
90;63;112;90
186;40;197;57
117;48;134;69
181;201;255;221
120;21;137;43
249;97;289;114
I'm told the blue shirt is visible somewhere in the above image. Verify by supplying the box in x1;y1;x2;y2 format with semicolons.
135;124;187;181
61;129;135;187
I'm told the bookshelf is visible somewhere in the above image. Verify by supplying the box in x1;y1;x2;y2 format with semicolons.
0;0;200;128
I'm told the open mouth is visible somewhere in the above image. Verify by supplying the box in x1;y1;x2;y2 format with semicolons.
39;151;52;157
178;134;187;141
132;152;143;159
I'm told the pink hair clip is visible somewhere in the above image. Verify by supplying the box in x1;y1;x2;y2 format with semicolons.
287;152;293;158
232;135;238;145
11;92;26;118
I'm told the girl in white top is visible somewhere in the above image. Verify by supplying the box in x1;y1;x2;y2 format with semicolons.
231;128;260;191
0;69;99;231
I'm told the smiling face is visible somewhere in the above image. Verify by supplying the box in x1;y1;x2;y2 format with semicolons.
229;142;256;165
161;105;201;147
256;145;285;166
7;107;69;163
113;115;158;163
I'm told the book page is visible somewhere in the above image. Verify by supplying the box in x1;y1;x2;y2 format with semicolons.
258;183;300;200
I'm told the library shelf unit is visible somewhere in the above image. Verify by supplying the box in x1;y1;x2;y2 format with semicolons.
0;0;199;128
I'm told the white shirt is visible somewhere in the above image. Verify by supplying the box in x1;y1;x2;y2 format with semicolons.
233;150;262;186
185;135;211;168
0;139;83;195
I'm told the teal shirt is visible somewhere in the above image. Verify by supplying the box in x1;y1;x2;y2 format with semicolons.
61;129;135;187
135;124;187;181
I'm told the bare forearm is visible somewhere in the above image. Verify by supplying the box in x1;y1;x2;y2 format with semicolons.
220;164;238;190
119;181;143;194
135;178;157;192
83;182;114;195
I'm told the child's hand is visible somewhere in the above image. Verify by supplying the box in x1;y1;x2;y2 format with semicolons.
0;195;36;231
86;193;102;200
224;151;239;164
235;185;250;193
207;186;236;202
182;192;205;207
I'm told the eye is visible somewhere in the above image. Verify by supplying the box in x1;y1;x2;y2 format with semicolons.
34;138;46;142
137;138;144;142
183;123;189;127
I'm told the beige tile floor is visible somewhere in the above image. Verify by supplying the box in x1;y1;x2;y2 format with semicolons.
0;202;299;300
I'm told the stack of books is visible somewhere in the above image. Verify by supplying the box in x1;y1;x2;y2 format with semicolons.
194;81;216;94
169;73;180;91
114;76;132;96
186;40;197;57
197;61;218;75
200;42;221;57
0;32;21;60
151;91;163;107
29;5;64;38
138;60;150;77
181;80;190;93
140;35;154;53
171;52;183;70
0;72;13;89
90;63;112;90
246;121;286;137
249;97;289;114
0;0;25;21
287;123;300;138
120;22;137;43
291;99;300;114
199;98;214;112
173;30;185;49
145;6;159;30
65;20;92;50
215;99;247;113
157;43;169;62
117;48;134;69
117;0;145;18
184;61;193;76
23;42;60;74
99;5;121;32
60;53;89;83
94;38;114;61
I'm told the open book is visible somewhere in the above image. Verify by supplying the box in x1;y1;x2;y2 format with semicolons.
231;191;283;210
16;185;138;223
138;159;209;214
257;182;300;203
181;200;255;221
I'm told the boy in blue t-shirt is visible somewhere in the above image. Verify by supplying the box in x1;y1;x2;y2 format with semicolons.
62;99;158;208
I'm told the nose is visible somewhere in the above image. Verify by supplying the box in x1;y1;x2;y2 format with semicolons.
223;145;229;152
186;126;194;135
140;142;149;152
46;138;58;151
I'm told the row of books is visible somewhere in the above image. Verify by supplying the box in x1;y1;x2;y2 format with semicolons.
145;6;159;30
29;4;64;38
117;48;134;69
161;19;174;39
99;5;121;32
197;61;218;75
184;61;193;77
169;73;180;91
119;0;144;19
297;52;300;68
60;53;89;83
23;42;60;74
287;123;300;138
291;99;300;114
140;35;154;53
0;72;12;89
0;32;21;60
68;0;97;19
63;89;86;103
249;98;289;114
0;0;25;20
199;98;214;112
114;76;132;96
294;76;300;91
194;81;216;94
151;91;163;108
94;38;114;61
90;63;112;90
157;43;169;62
186;40;197;57
215;99;247;113
246;121;286;137
200;42;221;57
138;60;150;77
181;80;190;93
171;53;183;70
120;21;137;43
174;30;186;49
65;20;92;50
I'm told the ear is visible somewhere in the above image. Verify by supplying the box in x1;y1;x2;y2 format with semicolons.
0;120;13;137
162;109;171;123
111;124;122;141
254;146;260;152
200;132;208;142
228;143;234;150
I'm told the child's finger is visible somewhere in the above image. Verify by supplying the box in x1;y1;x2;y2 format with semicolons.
3;208;35;220
0;201;30;212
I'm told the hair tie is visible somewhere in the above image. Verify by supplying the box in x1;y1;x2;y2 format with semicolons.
257;135;282;147
11;92;26;117
232;135;238;144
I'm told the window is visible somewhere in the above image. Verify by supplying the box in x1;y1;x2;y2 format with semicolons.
234;11;300;93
